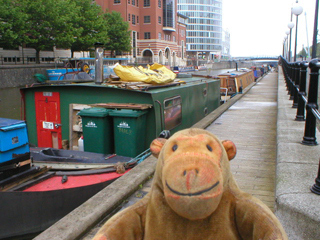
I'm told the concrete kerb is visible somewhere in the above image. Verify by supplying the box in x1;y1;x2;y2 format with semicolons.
275;68;320;240
34;75;265;240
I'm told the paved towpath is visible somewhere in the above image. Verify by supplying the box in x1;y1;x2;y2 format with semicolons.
81;72;278;239
205;72;278;211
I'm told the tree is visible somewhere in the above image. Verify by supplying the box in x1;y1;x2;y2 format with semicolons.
22;0;80;63
70;0;109;57
104;11;131;57
297;47;308;59
0;0;80;63
310;42;320;58
0;0;29;49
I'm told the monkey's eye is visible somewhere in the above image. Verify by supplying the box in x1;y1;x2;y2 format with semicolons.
172;144;178;151
207;144;213;152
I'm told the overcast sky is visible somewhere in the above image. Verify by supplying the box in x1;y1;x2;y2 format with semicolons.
222;0;318;57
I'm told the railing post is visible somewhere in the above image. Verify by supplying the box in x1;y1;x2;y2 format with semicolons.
292;61;300;108
282;57;291;91
289;62;295;100
302;58;319;146
311;159;320;194
295;61;308;121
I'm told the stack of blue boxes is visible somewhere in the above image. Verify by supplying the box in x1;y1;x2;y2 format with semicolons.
0;118;30;164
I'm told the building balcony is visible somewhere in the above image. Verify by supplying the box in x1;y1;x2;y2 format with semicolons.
162;27;176;32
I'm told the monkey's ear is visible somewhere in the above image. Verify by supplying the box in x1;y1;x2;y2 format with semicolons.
150;138;167;158
222;140;236;161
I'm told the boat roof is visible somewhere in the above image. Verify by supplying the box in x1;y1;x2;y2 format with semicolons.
218;68;252;77
21;75;219;94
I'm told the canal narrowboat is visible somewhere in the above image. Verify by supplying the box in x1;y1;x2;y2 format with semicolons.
217;68;255;102
0;117;140;239
20;72;221;156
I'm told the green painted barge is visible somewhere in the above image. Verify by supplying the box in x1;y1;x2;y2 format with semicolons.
21;76;220;156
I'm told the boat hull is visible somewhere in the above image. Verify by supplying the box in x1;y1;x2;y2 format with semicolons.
0;178;115;239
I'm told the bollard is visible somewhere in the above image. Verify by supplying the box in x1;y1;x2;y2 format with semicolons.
302;58;319;146
295;61;308;121
311;158;320;195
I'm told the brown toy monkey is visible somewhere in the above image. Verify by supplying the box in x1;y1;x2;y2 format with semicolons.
93;128;287;240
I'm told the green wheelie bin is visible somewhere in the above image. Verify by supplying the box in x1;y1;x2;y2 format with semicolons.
109;109;148;158
78;107;113;154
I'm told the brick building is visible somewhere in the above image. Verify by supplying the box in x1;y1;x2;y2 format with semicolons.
95;0;188;66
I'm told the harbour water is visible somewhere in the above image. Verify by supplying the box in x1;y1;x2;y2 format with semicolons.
0;87;23;120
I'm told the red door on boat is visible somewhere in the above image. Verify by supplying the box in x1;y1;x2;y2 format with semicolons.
35;92;62;149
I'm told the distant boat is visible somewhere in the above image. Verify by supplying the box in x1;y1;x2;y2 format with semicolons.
218;68;255;103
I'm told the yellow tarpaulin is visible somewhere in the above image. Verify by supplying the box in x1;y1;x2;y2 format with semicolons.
114;63;176;84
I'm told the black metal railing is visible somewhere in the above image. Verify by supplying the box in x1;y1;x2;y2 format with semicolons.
280;56;320;195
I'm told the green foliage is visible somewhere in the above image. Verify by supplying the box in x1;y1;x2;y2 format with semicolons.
23;0;79;51
0;1;132;62
70;0;109;56
310;42;320;58
104;11;132;56
0;0;29;48
297;47;308;58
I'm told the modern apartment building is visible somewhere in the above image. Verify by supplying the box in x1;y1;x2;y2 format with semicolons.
96;0;188;66
177;0;224;61
222;29;231;60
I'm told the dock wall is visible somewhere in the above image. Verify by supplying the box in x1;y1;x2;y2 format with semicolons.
0;64;59;88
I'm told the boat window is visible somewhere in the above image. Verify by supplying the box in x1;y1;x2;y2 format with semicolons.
164;96;182;130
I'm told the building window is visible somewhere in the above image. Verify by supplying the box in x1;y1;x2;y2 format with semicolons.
132;15;136;25
144;16;150;23
181;41;184;59
137;0;138;6
132;31;137;58
137;16;139;23
132;0;135;5
128;0;130;3
114;0;120;3
144;0;150;7
158;33;161;40
144;32;151;39
158;16;161;24
128;14;130;21
163;0;175;28
173;36;175;42
158;0;161;8
164;96;182;130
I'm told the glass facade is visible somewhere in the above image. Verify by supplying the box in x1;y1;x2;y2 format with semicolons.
178;0;222;52
163;0;175;28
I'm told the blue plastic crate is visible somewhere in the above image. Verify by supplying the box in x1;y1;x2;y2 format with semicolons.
0;144;30;163
0;118;30;163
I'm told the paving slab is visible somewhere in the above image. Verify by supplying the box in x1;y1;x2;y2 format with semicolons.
205;72;278;211
275;67;320;240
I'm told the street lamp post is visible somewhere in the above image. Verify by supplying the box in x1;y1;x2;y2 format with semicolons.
288;21;295;62
292;1;303;62
310;0;320;195
285;30;290;59
311;0;319;58
283;38;286;57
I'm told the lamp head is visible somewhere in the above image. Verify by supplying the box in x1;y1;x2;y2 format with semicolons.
288;22;295;29
292;3;303;16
